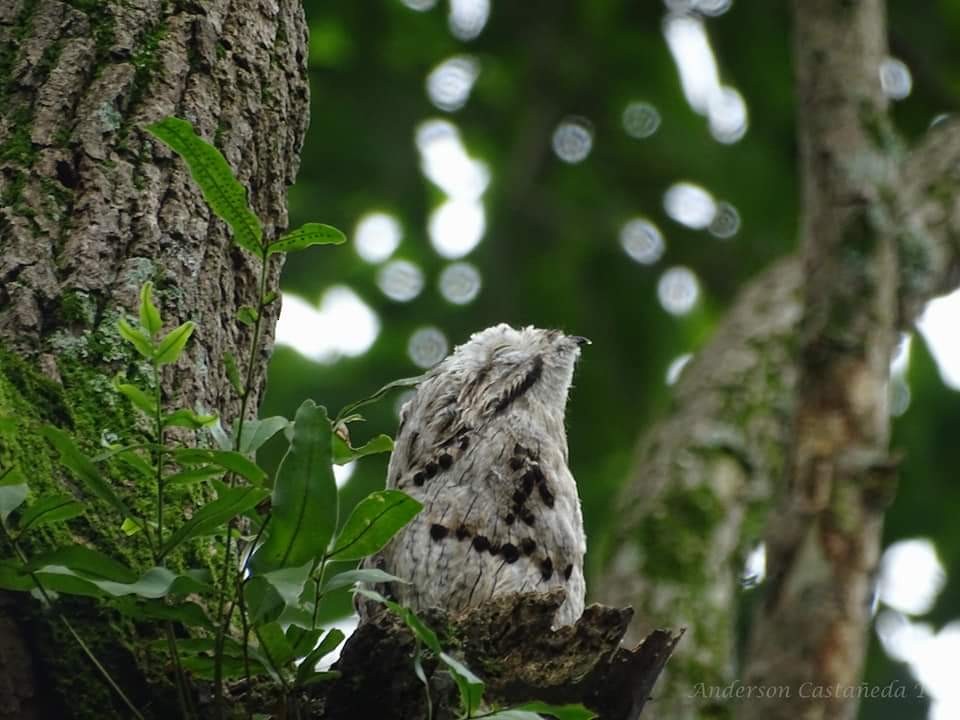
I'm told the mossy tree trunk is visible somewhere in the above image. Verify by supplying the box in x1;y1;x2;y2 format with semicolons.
0;1;308;717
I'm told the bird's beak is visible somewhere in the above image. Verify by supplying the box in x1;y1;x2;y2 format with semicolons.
570;335;591;347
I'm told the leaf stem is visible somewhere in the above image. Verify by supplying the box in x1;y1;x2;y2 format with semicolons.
214;247;271;717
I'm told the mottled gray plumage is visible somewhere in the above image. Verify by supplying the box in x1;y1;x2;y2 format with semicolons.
359;324;588;626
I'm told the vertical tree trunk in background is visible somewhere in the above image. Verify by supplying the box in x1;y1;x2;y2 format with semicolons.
742;2;895;718
0;0;308;716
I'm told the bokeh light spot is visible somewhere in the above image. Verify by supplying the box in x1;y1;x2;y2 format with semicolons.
708;201;740;238
880;57;912;100
439;262;482;304
665;353;693;385
622;101;661;139
354;212;402;263
275;288;380;363
879;538;946;616
429;199;485;258
620;218;665;265
657;266;700;315
426;55;480;112
377;260;425;302
448;0;489;41
415;119;490;200
408;326;449;368
664;182;716;229
401;0;438;10
333;461;355;489
918;287;960;390
708;86;748;143
552;117;594;164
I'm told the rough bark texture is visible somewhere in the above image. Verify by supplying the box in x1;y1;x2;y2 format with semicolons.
0;0;308;716
310;591;680;720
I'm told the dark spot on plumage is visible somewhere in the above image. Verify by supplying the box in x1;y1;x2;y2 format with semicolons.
458;435;470;451
487;542;501;556
540;557;553;581
501;543;520;563
494;355;544;414
509;456;524;471
520;538;536;555
472;535;490;552
529;466;544;484
521;472;535;496
520;510;536;526
514;443;526;456
538;483;555;508
405;431;420;469
413;471;426;486
430;524;448;541
455;525;471;540
504;513;515;525
564;563;573;580
512;490;527;505
425;461;438;478
439;453;453;470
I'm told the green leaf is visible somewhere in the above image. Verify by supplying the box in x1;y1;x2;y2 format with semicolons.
263;290;279;305
0;466;28;524
255;622;296;676
335;375;425;424
224;351;244;394
113;377;157;415
237;305;258;326
16;494;83;533
155;321;195;365
268;223;346;255
173;448;268;485
440;651;485;716
357;589;441;652
332;433;394;465
160;485;268;557
163;408;217;429
244;575;286;626
238;416;290;455
115;448;154;478
117;318;155;359
139;281;162;335
146;117;263;255
28;546;138;582
113;597;213;630
285;625;323;660
327;490;421;561
42;427;133;519
297;670;340;687
504;702;597;720
319;568;408;595
295;628;345;686
164;464;224;486
120;517;143;536
180;653;263;681
251;400;337;573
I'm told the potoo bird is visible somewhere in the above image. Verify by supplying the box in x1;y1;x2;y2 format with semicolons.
359;324;588;626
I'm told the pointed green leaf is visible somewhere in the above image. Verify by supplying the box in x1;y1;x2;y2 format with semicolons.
440;651;484;715
244;574;286;626
335;375;425;424
332;433;394;465
139;281;162;335
115;448;154;478
295;628;345;686
42;427;133;519
173;448;267;485
237;305;258;326
0;466;28;524
254;622;295;678
113;597;213;629
263;290;279;306
224;351;244;395
320;568;408;595
164;464;224;486
146;117;263;255
120;517;142;536
238;416;289;455
163;408;217;429
356;589;441;652
113;378;157;416
503;702;597;720
155;321;195;365
268;223;346;255
17;494;83;533
117;318;155;359
251;400;337;573
160;485;269;557
286;626;323;660
28;546;138;582
35;565;210;599
327;490;421;562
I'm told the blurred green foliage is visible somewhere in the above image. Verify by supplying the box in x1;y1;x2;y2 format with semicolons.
258;3;960;718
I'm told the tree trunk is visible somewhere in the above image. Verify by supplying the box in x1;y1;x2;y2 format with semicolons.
0;0;308;716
